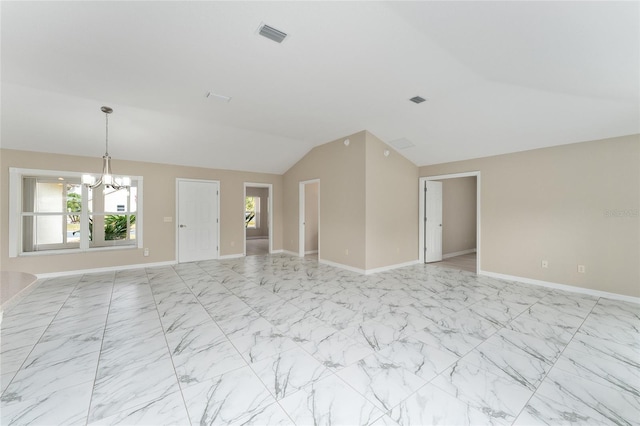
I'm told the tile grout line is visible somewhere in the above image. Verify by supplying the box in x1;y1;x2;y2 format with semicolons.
0;275;84;402
185;262;300;425
510;295;602;423
194;260;358;425
83;271;117;426
145;266;194;426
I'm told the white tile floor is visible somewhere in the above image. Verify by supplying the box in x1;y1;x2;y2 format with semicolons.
1;255;639;425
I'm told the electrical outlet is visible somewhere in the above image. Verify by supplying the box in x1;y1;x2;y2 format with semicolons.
541;260;548;268
345;249;349;255
144;248;149;257
577;265;586;273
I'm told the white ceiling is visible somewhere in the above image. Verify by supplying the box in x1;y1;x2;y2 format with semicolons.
2;1;638;174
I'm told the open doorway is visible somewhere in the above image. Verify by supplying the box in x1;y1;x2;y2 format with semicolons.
419;172;480;273
244;183;272;256
299;179;319;258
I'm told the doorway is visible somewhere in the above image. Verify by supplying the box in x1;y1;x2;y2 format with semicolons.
176;179;220;263
299;179;320;258
419;172;480;273
244;183;272;256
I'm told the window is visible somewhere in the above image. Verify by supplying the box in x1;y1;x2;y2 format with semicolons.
245;196;259;229
9;168;143;257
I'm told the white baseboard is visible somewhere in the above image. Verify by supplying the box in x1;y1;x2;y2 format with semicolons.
319;259;366;274
36;260;178;279
319;259;421;275
218;253;245;260
443;248;476;259
305;250;318;255
364;260;421;275
270;249;284;254
1;276;41;313
479;270;640;304
246;236;268;240
282;250;299;257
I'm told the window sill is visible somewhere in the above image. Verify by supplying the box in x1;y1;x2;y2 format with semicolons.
16;245;139;258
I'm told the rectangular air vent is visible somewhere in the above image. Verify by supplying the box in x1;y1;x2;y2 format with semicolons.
390;138;416;150
258;23;288;43
409;96;427;104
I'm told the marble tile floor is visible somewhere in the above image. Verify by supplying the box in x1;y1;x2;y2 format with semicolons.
1;254;639;425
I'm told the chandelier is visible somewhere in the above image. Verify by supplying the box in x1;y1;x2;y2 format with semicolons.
82;106;131;190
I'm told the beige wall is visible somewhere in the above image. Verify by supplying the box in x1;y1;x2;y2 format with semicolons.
438;177;477;255
304;182;319;253
1;149;283;275
282;130;419;271
4;132;637;299
245;187;269;239
365;132;419;269
283;131;367;269
420;134;640;297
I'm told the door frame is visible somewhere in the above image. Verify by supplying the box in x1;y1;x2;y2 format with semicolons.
424;180;444;263
175;178;221;263
419;172;481;272
243;182;273;256
299;179;320;258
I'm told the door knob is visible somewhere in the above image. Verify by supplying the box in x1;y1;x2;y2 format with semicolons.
179;224;187;228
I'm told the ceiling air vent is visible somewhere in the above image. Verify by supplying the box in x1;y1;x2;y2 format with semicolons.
390;138;416;150
409;96;427;104
258;23;288;43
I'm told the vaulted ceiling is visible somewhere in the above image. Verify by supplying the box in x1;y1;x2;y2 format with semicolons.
2;1;638;174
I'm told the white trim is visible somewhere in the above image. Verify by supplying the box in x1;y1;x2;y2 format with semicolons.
36;260;178;279
9;169;20;258
479;270;640;304
271;249;284;254
319;259;366;274
319;258;420;275
9;167;143;257
244;182;273;256
364;260;421;275
219;253;245;260
1;275;40;313
282;250;299;257
176;178;221;262
246;236;268;241
299;179;320;258
17;245;139;257
443;248;477;259
135;178;144;249
305;250;318;255
419;172;480;273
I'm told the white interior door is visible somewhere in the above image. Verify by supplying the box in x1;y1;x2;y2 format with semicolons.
424;180;443;263
177;179;219;263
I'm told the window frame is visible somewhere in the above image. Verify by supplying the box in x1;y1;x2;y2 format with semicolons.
245;195;260;229
9;167;143;258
